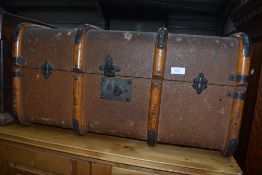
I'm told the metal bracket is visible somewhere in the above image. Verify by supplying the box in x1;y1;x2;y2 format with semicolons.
147;130;157;147
222;139;238;156
192;73;208;94
14;57;26;66
13;70;24;77
72;119;86;136
41;60;52;79
11;111;19;123
228;74;249;83
14;23;25;41
99;55;121;77
101;77;132;102
156;27;168;49
227;91;246;100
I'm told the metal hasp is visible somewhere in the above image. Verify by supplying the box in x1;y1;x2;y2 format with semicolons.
99;55;121;77
41;60;52;79
101;77;132;102
192;73;208;94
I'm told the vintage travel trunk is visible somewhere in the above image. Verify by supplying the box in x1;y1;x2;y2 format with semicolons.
13;23;251;156
12;23;99;128
0;9;54;125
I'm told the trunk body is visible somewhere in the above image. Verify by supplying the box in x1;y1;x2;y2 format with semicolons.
13;25;251;155
13;26;78;128
0;10;54;120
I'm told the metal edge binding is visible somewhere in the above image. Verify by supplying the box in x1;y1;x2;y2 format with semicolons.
231;32;252;57
11;111;31;125
222;139;238;156
14;23;27;42
11;111;20;123
156;27;168;49
75;27;84;44
147;130;158;147
72;119;81;135
75;24;98;44
72;119;86;136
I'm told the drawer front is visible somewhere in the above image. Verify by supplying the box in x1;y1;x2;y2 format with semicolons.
0;143;90;175
112;167;156;175
91;163;181;175
6;161;59;175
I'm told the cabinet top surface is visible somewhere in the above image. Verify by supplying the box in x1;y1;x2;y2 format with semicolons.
0;124;242;175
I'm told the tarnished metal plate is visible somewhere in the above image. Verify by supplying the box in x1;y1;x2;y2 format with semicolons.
101;77;132;102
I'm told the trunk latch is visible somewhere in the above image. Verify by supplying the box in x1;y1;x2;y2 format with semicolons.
41;60;52;79
99;55;121;77
192;73;208;94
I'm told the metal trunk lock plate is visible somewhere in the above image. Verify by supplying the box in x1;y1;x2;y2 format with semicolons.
41;60;52;79
192;73;208;94
101;77;132;102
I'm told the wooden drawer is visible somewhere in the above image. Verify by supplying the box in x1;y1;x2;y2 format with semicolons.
0;143;90;175
112;167;157;175
0;124;242;175
91;163;179;175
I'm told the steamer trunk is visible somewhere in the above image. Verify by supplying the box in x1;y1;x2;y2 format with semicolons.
13;26;78;128
0;9;54;125
13;24;251;156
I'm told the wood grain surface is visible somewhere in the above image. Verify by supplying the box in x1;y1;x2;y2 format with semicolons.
0;124;242;175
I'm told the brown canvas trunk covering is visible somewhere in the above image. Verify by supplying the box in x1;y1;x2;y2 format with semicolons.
12;23;251;156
